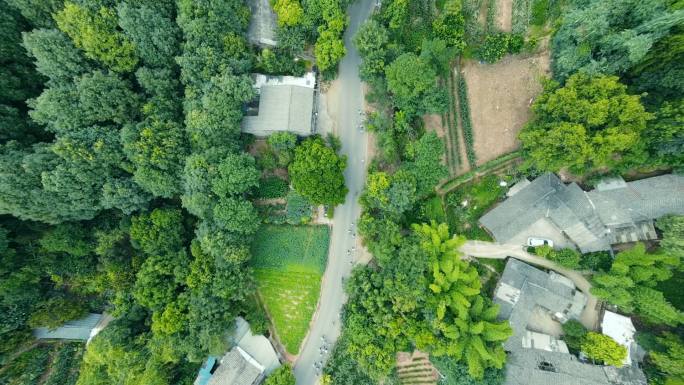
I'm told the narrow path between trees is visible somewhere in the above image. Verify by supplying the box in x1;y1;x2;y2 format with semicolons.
461;240;601;330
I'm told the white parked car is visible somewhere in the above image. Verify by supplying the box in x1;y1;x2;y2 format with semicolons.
527;237;554;248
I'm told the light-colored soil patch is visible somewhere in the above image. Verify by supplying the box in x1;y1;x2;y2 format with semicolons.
496;0;513;32
423;114;445;137
324;80;341;135
461;51;550;165
248;139;268;156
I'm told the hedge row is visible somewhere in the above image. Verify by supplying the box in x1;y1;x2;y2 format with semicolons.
511;0;532;34
444;74;460;172
486;0;498;33
456;75;477;166
439;151;522;194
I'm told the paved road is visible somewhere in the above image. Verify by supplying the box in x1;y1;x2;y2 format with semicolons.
461;240;601;330
293;0;375;384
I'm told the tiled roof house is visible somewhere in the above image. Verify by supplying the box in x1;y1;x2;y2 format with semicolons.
479;173;684;252
494;259;647;385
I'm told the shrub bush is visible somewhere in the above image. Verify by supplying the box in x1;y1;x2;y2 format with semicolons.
478;33;510;63
508;34;525;54
286;191;312;224
257;177;290;199
562;319;587;352
579;251;612;272
44;343;84;385
531;246;581;269
0;344;51;385
530;0;549;26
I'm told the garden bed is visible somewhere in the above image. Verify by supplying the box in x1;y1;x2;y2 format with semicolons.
444;174;513;240
250;225;330;354
0;342;83;385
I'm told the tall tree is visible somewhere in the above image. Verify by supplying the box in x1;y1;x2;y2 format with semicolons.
354;20;390;80
643;99;684;168
519;74;651;176
657;215;684;257
402;132;448;198
116;2;180;68
22;28;93;84
412;222;511;379
4;0;63;28
385;53;448;116
591;243;681;325
581;332;628;367
55;2;138;72
289;137;348;206
551;0;684;82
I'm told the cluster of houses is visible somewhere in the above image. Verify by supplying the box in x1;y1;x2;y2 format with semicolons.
493;258;646;385
479;172;683;385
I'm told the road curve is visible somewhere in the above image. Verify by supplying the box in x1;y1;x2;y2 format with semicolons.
293;0;375;384
460;240;601;330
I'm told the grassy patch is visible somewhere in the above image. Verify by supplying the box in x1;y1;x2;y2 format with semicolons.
658;269;684;310
438;151;521;194
423;196;447;223
445;174;511;239
476;257;506;274
251;225;329;271
251;225;330;353
254;269;322;353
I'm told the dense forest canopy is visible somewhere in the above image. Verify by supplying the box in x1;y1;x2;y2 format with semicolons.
0;0;346;383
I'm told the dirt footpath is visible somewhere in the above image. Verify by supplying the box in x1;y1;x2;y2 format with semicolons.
461;51;550;165
496;0;513;32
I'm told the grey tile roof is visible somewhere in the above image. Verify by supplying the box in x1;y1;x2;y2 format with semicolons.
479;173;684;252
233;317;281;375
207;348;263;385
504;349;647;385
589;174;684;225
247;0;277;46
495;259;586;350
242;85;314;137
33;313;103;340
496;260;647;385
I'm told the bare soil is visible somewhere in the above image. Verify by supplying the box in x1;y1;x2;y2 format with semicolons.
423;114;445;138
496;0;513;32
247;138;268;156
461;51;550;165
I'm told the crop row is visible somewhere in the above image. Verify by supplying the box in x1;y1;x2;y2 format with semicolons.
456;74;477;167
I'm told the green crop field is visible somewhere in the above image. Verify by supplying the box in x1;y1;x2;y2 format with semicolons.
250;225;330;354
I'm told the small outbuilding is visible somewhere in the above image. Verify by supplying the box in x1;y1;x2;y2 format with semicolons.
33;313;112;342
194;317;281;385
601;311;640;367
